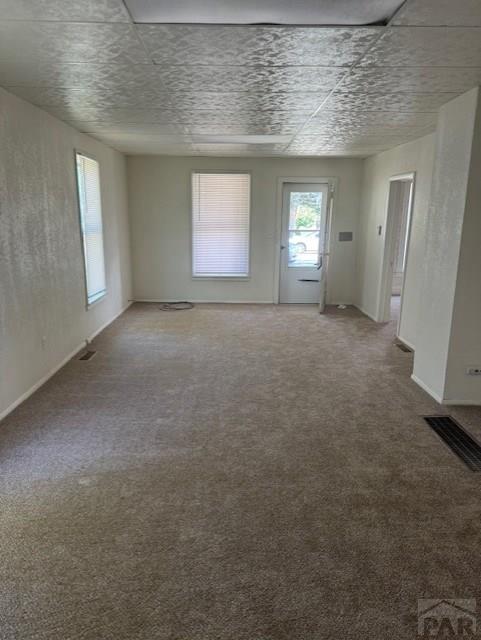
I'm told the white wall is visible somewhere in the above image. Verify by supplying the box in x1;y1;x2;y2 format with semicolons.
127;155;363;304
445;89;481;403
356;134;435;348
0;88;132;418
413;88;481;404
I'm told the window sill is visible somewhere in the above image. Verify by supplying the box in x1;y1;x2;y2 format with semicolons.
192;276;251;282
86;292;107;310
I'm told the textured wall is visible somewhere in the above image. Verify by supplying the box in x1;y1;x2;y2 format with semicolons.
414;88;481;403
127;155;363;304
356;133;435;348
0;88;132;417
446;88;481;403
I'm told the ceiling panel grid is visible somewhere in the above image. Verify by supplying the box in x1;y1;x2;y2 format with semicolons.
0;0;480;156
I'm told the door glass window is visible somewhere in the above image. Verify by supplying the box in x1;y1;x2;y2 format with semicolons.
288;191;322;267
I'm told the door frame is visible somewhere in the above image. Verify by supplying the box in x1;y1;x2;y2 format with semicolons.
274;176;337;304
376;172;416;328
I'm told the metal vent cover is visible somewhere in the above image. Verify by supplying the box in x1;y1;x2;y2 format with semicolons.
424;415;481;471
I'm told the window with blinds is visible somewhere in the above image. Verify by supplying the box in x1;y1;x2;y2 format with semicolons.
75;153;107;306
192;172;250;278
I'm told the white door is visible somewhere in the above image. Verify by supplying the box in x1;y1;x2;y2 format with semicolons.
279;183;329;304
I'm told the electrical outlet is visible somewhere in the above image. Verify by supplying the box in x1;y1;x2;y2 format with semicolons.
466;367;481;376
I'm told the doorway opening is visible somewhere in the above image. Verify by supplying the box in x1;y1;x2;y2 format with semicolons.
377;173;415;337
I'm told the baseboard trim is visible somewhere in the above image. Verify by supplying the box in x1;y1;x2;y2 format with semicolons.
0;301;132;422
132;298;275;304
87;301;132;342
0;342;86;422
353;304;379;322
396;335;416;352
133;299;356;306
411;374;444;404
441;399;481;406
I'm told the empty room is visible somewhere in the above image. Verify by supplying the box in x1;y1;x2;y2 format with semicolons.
2;0;481;638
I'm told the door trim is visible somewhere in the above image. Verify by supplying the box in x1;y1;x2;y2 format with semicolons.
376;172;416;326
274;176;337;304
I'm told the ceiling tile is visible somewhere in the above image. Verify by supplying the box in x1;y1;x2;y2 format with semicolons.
0;61;161;88
67;123;189;135
0;58;162;93
322;91;458;113
192;143;288;156
288;138;390;150
137;25;381;66
290;133;392;146
157;65;347;93
92;133;193;144
300;120;433;134
310;110;437;127
360;27;481;67
172;109;313;126
99;140;198;154
0;60;348;95
393;0;481;26
0;0;130;22
283;143;389;156
290;130;431;148
167;92;328;112
188;124;300;136
43;106;312;127
0;22;150;64
192;134;291;144
341;66;481;94
157;66;346;93
7;86;171;110
43;106;181;124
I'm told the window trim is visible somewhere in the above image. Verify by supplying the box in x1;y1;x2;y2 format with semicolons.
74;150;107;309
190;170;252;280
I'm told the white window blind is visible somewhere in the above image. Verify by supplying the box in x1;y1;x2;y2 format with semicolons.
75;153;107;306
192;172;250;277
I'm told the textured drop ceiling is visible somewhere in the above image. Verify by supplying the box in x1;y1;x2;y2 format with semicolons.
0;0;480;157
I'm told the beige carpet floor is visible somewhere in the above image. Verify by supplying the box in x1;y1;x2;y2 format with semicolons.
1;302;481;639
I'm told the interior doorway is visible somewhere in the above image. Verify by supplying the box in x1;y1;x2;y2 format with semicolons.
377;173;415;335
279;182;330;304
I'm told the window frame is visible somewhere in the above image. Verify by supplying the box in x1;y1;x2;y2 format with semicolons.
190;170;252;280
74;150;107;309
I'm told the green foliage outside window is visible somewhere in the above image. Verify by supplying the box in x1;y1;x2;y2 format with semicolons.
290;192;321;230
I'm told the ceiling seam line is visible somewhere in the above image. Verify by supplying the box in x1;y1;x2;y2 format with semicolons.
284;26;389;152
121;0;196;147
284;0;439;153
